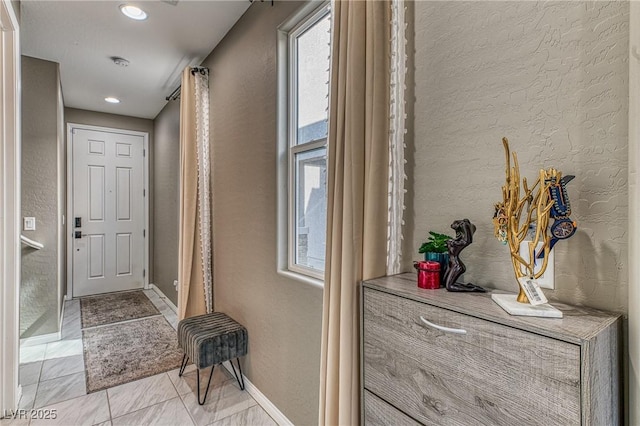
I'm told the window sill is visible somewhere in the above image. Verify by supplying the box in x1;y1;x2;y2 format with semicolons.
277;269;324;289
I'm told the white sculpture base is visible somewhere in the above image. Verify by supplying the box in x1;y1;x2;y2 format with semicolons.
491;293;563;318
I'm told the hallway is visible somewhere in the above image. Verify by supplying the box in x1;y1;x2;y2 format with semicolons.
3;291;274;426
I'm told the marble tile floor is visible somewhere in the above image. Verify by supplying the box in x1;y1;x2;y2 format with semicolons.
2;290;276;426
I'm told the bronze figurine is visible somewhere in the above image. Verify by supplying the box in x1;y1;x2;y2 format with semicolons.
444;219;486;292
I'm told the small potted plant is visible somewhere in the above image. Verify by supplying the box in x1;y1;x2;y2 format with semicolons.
418;231;452;283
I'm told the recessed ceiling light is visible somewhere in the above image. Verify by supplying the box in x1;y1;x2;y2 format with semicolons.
119;5;148;21
105;97;121;104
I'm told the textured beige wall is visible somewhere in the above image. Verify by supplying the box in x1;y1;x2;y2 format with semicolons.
408;1;629;313
152;100;180;304
64;107;155;284
200;1;323;424
628;4;640;422
21;56;63;337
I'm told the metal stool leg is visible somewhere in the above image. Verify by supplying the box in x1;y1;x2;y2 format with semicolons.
196;365;215;405
230;358;245;391
178;354;189;377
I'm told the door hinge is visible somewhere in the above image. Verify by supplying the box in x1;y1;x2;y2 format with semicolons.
143;149;146;157
143;229;146;237
143;189;146;197
143;269;146;278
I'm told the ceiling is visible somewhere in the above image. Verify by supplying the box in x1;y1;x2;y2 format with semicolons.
21;0;251;119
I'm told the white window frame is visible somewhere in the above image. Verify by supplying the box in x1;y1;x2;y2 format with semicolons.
277;1;330;288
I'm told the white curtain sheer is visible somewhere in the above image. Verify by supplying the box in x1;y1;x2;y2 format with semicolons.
178;66;213;319
387;0;407;275
194;70;213;314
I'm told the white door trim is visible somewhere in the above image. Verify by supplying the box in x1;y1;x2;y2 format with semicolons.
66;123;150;299
0;0;21;413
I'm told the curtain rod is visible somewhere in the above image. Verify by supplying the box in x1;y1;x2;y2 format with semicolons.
165;66;209;101
166;86;181;101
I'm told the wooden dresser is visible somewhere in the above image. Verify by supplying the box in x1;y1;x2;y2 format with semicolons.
361;274;622;426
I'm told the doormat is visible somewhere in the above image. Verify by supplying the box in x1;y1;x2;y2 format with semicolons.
83;315;184;393
80;290;159;329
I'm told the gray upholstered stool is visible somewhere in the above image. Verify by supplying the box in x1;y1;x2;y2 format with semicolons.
177;312;247;404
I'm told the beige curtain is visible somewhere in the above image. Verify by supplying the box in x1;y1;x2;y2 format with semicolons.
319;1;391;425
178;67;211;320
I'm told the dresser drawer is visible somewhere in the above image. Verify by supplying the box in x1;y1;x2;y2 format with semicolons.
363;287;581;425
364;389;421;426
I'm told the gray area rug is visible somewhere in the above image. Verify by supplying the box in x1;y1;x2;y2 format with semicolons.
80;290;160;328
83;315;184;393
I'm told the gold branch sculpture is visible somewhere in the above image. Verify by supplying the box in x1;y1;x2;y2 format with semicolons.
493;137;560;303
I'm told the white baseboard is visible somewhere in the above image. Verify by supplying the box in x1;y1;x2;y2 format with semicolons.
149;284;291;425
20;296;66;348
149;283;178;313
21;297;67;348
20;331;61;347
222;362;293;426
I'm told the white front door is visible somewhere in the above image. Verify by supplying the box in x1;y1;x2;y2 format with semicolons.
71;127;146;297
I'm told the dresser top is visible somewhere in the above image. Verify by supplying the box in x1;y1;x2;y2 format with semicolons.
363;273;622;344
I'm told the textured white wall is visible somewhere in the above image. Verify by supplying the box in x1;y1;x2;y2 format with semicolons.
408;1;629;313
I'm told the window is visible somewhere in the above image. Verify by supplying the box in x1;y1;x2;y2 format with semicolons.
278;3;331;283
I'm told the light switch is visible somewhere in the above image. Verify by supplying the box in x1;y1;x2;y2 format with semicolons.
23;217;36;231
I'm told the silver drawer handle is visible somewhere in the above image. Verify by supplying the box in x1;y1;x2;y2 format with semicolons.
420;316;467;335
